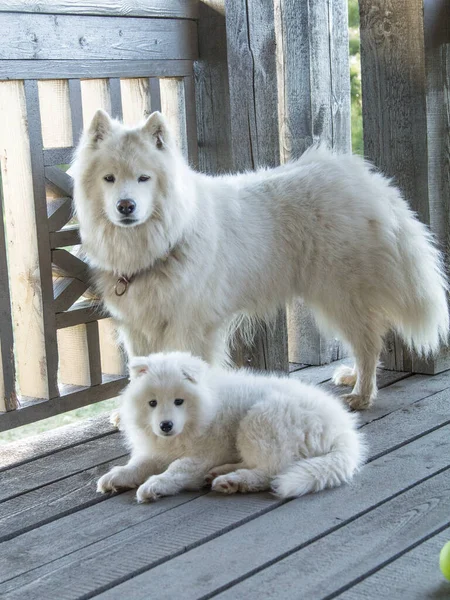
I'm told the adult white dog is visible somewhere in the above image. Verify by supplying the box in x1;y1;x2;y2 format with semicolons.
97;352;365;501
72;110;448;409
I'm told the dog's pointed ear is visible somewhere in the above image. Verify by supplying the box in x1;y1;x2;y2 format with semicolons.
181;356;208;385
129;357;150;379
141;111;170;149
88;109;113;144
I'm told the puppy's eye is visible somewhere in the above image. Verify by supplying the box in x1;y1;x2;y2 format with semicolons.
104;174;115;183
149;400;157;408
138;175;150;183
174;398;184;406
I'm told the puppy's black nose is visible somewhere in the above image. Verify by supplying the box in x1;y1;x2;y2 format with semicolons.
160;420;173;433
116;199;136;215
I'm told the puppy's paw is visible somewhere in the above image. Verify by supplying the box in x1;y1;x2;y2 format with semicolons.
109;408;121;429
136;476;172;503
332;365;357;387
97;466;137;494
211;474;240;494
342;393;372;411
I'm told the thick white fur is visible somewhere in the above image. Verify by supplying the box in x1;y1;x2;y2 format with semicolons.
97;352;366;501
72;110;449;409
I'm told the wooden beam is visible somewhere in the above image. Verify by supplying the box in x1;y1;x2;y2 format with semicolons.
0;59;194;81
0;13;198;61
0;1;199;19
359;0;450;374
225;0;288;372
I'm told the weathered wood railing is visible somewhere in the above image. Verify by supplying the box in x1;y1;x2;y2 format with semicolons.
0;0;448;431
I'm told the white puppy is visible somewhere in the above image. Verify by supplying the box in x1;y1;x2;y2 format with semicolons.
72;110;449;409
97;352;366;502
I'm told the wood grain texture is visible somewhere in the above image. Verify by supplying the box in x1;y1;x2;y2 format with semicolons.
337;527;450;599
225;0;288;372
215;469;450;600
120;78;151;125
0;13;198;61
0;376;126;432
194;0;233;175
0;59;194;81
359;0;450;374
0;0;198;19
93;428;450;600
0;414;115;471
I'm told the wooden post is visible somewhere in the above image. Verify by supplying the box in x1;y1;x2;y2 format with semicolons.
359;0;450;373
277;0;351;365
223;0;289;372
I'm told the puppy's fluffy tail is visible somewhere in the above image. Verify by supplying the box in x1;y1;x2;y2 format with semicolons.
390;198;449;355
271;430;365;499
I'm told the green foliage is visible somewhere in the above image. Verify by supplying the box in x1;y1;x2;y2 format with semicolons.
349;0;363;154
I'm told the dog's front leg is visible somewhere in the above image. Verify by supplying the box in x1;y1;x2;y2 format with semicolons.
136;457;210;502
97;456;161;494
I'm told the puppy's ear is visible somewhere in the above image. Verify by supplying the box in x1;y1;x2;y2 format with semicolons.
181;356;208;385
87;109;113;144
141;111;171;150
128;357;150;379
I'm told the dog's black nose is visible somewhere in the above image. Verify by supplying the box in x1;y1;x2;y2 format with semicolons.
160;420;173;433
116;199;136;215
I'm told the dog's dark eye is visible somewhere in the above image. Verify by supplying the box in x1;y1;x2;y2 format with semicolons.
138;175;150;183
149;400;157;408
174;398;184;406
104;174;115;183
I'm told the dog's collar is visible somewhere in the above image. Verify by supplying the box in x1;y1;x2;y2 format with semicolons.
114;245;175;297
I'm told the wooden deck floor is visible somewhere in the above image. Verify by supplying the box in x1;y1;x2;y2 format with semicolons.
1;359;450;600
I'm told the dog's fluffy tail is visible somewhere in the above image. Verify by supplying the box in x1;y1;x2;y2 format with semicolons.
271;430;365;499
391;199;449;355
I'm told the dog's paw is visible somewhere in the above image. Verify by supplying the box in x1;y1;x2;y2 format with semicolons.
136;476;172;503
332;365;357;387
211;474;240;494
97;466;137;494
109;408;121;429
342;393;372;411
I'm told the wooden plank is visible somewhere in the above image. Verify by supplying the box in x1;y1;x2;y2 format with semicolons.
0;376;126;432
49;227;81;249
225;0;288;372
279;0;350;365
183;75;199;168
55;301;105;328
47;198;73;233
0;14;198;61
51;249;89;283
0;59;194;81
43;147;73;167
149;77;162;112
37;80;73;149
0;1;199;19
359;0;450;374
160;78;188;158
0;456;128;542
53;277;87;313
94;429;450;600
213;469;450;600
120;78;151;125
108;78;123;120
0;414;115;471
86;321;102;385
45;166;73;197
6;419;450;597
68;79;83;145
194;0;233;175
0;180;17;411
0;432;126;503
290;357;352;385
337;527;450;599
